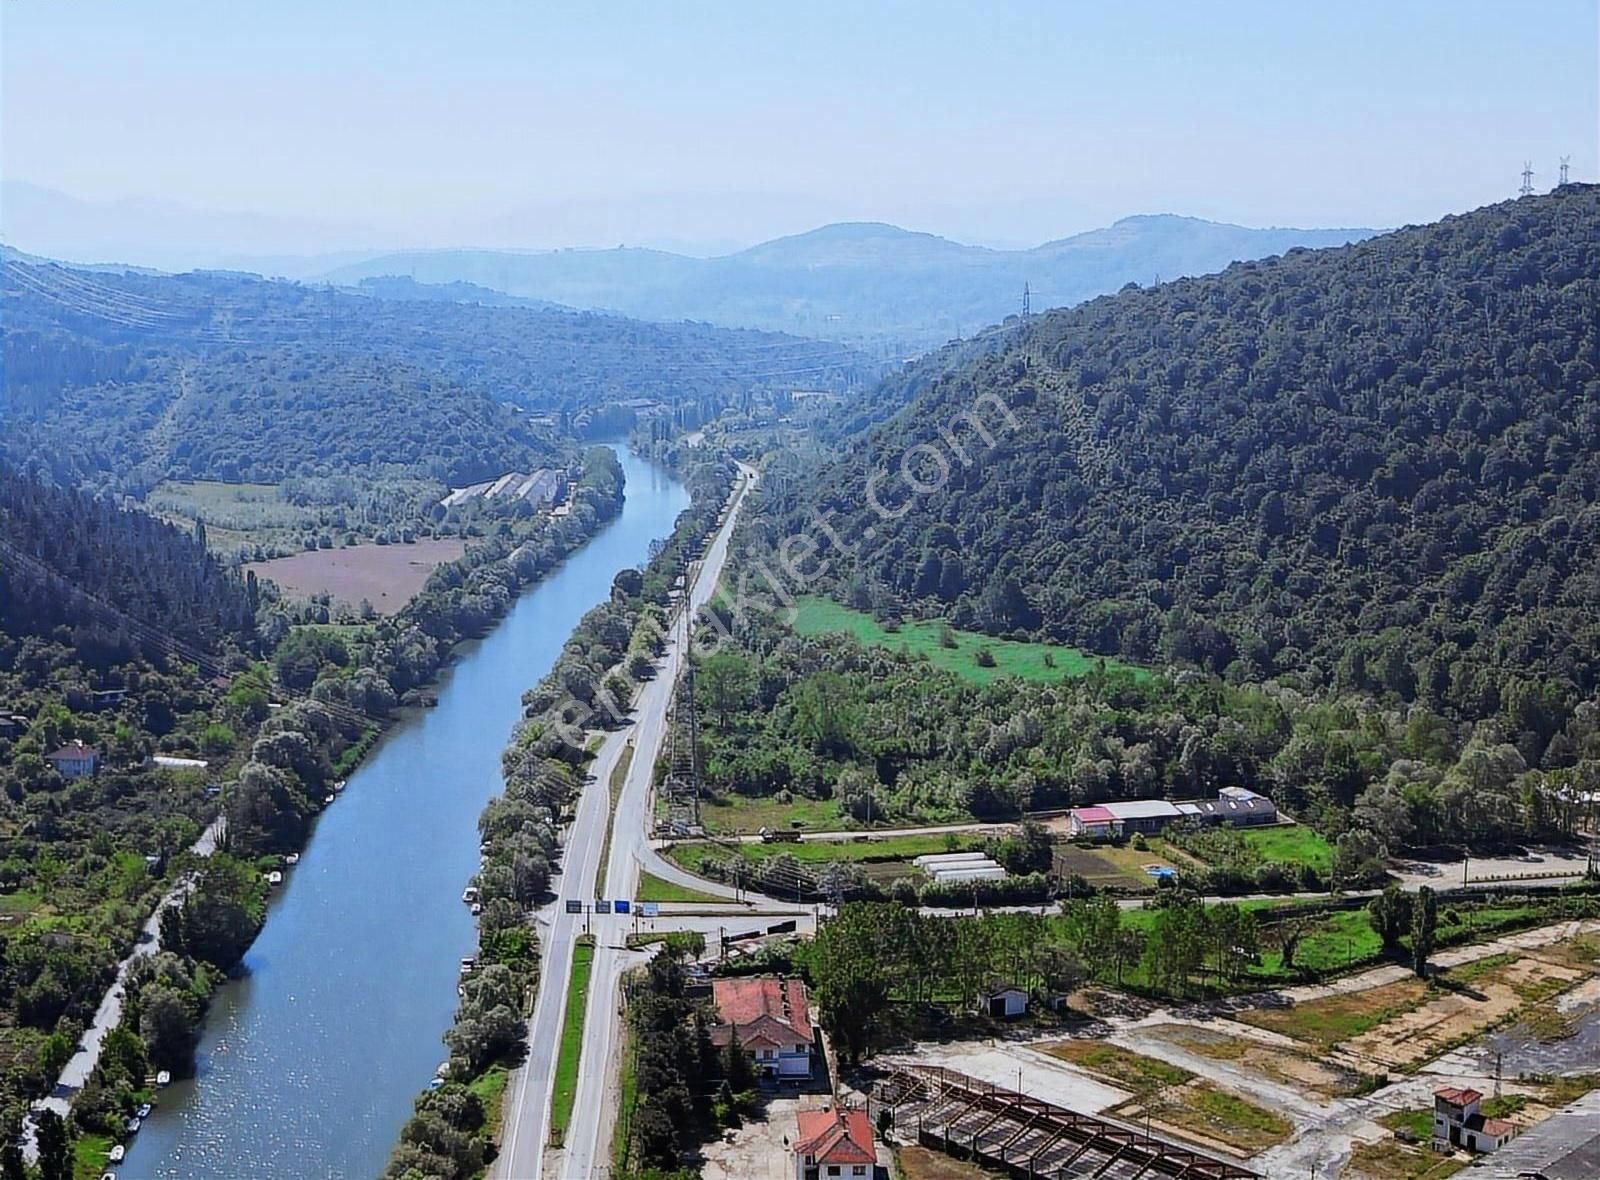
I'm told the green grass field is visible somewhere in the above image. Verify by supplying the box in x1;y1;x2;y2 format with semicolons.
468;1063;510;1154
611;1021;639;1173
1170;1083;1292;1149
594;744;635;897
671;832;985;869
548;938;595;1146
634;870;727;905
789;596;1149;685
1044;1041;1193;1096
72;1133;114;1180
700;792;842;835
1239;826;1335;873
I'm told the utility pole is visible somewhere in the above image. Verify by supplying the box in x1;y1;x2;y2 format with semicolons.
1520;162;1535;197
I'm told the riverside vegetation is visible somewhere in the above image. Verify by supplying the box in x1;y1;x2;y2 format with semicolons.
379;451;735;1180
0;448;626;1164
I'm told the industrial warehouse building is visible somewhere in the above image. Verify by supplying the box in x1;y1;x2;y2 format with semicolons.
1064;787;1277;839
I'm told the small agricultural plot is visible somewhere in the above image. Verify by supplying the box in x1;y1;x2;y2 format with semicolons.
1052;839;1205;892
246;537;465;613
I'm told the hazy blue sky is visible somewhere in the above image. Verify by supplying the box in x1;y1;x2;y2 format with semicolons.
3;1;1596;252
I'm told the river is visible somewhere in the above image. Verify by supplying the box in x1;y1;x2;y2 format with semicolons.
127;445;688;1180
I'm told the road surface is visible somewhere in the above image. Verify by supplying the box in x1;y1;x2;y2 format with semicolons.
20;813;226;1161
496;463;792;1180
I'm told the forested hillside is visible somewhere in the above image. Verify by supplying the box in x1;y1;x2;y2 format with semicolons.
0;464;255;665
319;216;1373;349
0;255;866;490
758;186;1600;727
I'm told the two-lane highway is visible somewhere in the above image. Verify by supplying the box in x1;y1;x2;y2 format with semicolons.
495;462;761;1180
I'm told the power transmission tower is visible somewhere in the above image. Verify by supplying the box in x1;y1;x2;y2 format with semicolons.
1559;156;1571;186
1520;161;1535;197
662;606;703;831
1021;282;1032;319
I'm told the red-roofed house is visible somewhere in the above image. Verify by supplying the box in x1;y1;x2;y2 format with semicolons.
45;741;100;779
710;976;814;1079
1433;1085;1517;1153
793;1106;876;1180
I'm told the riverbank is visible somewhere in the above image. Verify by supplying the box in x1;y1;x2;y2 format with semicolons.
102;446;683;1180
20;453;630;1172
381;451;740;1180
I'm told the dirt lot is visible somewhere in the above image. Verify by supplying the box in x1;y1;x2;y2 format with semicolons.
1143;1023;1365;1097
1339;956;1587;1071
1236;947;1593;1073
246;538;465;613
897;1144;1002;1179
880;1042;1130;1113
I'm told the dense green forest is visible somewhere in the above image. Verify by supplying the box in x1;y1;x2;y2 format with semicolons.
755;186;1600;728
1;254;868;492
0;464;256;662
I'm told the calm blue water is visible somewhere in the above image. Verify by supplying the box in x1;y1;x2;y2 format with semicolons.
128;446;687;1179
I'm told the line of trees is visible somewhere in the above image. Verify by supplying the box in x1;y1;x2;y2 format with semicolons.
380;452;737;1179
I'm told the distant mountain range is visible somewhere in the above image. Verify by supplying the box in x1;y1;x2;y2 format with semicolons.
3;180;1375;350
316;217;1376;348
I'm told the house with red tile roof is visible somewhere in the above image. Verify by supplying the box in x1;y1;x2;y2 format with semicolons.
710;976;814;1079
793;1106;876;1180
1433;1085;1517;1153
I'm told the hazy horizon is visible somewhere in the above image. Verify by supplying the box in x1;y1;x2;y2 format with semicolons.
4;0;1595;267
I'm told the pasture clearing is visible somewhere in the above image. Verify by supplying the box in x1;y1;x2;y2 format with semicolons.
789;596;1149;685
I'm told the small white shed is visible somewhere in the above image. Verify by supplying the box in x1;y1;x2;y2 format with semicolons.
979;984;1029;1020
